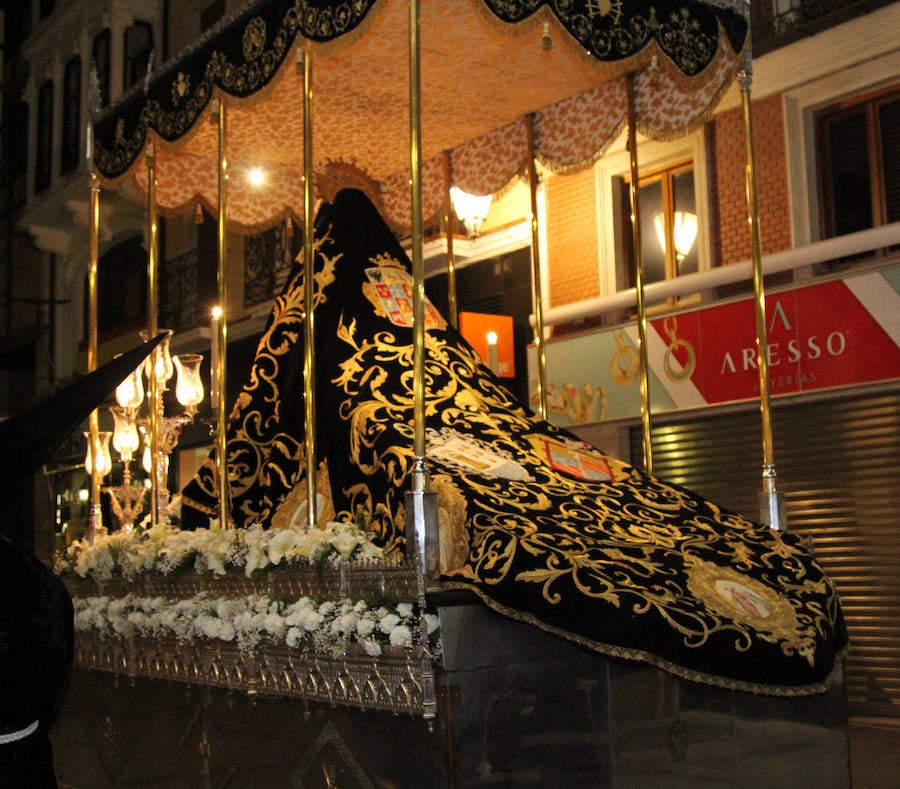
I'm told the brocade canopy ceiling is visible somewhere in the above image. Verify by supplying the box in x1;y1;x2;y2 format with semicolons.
94;0;748;234
182;189;848;696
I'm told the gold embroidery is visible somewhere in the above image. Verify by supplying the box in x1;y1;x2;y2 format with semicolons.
685;555;813;664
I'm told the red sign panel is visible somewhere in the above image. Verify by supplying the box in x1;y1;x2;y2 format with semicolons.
651;278;900;405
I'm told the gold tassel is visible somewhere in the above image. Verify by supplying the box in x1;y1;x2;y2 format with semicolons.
285;215;294;237
194;202;204;224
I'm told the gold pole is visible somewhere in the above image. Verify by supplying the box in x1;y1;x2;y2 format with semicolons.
442;151;458;330
525;115;548;420
409;0;426;488
87;170;102;540
215;103;230;526
302;41;318;530
740;60;785;530
407;4;437;725
626;75;653;474
146;144;161;530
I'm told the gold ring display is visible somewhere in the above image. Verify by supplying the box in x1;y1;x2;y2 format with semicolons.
611;330;640;387
663;317;696;382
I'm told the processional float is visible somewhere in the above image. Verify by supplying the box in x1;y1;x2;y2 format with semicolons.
80;0;837;707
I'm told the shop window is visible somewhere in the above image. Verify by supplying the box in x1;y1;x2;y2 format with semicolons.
35;80;54;193
816;87;900;264
61;56;81;175
124;22;154;92
92;29;111;107
620;162;699;291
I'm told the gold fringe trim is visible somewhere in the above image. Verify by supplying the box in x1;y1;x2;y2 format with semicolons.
307;0;390;60
537;116;628;177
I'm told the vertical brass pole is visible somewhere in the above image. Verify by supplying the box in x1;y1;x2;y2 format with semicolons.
740;60;785;530
409;0;426;488
525;115;548;420
407;1;437;725
146;144;160;530
442;151;458;330
87;170;102;541
215;103;230;526
626;75;653;474
302;41;318;530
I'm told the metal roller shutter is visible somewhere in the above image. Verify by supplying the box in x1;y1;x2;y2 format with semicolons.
629;389;900;722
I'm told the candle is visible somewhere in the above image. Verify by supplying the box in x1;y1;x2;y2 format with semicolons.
210;306;221;409
486;330;499;376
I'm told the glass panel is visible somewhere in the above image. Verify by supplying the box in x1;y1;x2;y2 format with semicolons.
98;239;148;333
92;30;111;107
827;111;872;237
879;98;900;225
672;169;698;276
61;57;81;175
36;80;54;193
124;23;154;92
638;179;666;285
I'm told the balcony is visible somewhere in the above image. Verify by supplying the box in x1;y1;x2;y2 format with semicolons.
752;0;896;56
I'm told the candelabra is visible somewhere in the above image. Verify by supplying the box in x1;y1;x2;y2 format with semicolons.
84;429;112;542
102;405;146;533
104;330;205;529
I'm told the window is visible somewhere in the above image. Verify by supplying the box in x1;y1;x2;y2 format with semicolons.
620;162;699;290
2;99;28;198
61;56;81;175
35;80;54;193
124;22;154;93
817;87;900;243
92;30;111;107
88;239;148;336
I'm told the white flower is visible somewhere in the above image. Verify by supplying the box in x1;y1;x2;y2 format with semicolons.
243;543;268;577
286;626;303;648
361;638;382;657
267;530;300;565
379;613;400;634
71;592;439;660
331;531;360;559
424;613;441;635
263;612;285;638
331;612;359;636
389;625;412;648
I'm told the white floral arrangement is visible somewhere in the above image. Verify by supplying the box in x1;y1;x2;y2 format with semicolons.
74;593;441;658
57;520;390;584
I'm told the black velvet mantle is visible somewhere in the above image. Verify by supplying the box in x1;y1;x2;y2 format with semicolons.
183;189;848;696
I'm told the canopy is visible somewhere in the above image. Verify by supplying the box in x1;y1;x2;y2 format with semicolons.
93;0;749;235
